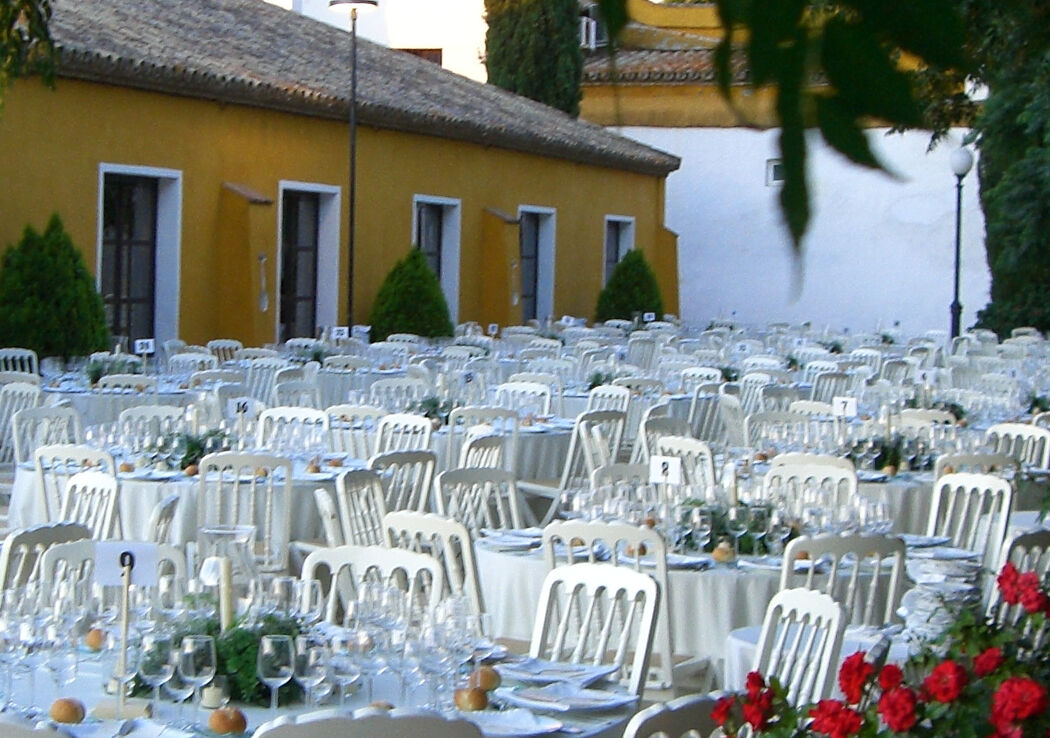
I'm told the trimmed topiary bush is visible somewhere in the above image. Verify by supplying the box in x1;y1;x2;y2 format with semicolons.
0;214;109;359
595;249;664;323
369;248;453;341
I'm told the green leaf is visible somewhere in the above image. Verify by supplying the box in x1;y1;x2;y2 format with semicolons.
774;27;809;251
714;39;734;99
842;0;970;72
596;0;628;42
815;95;883;170
821;16;923;127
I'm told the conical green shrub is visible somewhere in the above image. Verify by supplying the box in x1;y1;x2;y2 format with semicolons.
595;249;664;323
0;214;109;359
369;249;453;341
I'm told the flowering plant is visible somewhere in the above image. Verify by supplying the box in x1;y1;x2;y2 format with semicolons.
714;562;1050;738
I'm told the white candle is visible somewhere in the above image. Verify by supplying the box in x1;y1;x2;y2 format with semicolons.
219;556;235;631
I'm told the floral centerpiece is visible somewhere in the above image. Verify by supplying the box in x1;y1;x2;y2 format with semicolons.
714;562;1050;738
85;355;143;384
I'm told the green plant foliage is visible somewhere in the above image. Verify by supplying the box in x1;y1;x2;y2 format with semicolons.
594;250;664;323
597;0;971;252
484;0;583;116
0;214;109;359
0;0;55;112
368;249;453;342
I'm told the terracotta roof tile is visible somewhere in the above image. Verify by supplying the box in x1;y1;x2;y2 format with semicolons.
582;47;748;84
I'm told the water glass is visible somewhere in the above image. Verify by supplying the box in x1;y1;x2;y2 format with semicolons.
257;634;293;716
178;635;216;729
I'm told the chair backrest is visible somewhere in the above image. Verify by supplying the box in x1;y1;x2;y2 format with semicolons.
434;467;524;534
761;384;800;412
530;562;659;696
270;379;322;409
927;472;1013;567
384;510;485;618
333;469;389;546
564;409;627;487
988;529;1050;651
374;413;433;454
253;706;484;738
654;435;716;489
494;381;552;416
0;382;42;462
257;406;330;451
622;693;722;738
744;411;811;449
60;470;121;540
0;522;89;592
780;533;906;627
457;430;504;469
634;415;692;466
687;387;723;442
986;422;1050;469
301;544;445;623
447;406;518;472
368;377;431;412
197;451;293;573
933;452;1017;479
313;487;345;547
35;443;116;522
368;449;437;512
244;357;292;402
810;372;852;403
507;372;563;414
681;366;724;395
206;338;243;363
764;461;858;512
117;404;186;440
234;347;280;361
39;538;186;592
717;394;746;447
753;588;847;705
738;372;773;415
586;384;631;413
787;400;834;416
0;348;38;375
169;352;219;374
145;492;181;544
11;406;83;466
326;404;386;458
590;463;649;490
0;370;41;386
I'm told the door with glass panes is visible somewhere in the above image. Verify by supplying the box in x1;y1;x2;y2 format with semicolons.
280;191;320;342
101;174;157;342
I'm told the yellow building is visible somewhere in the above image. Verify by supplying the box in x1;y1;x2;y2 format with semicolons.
0;0;679;348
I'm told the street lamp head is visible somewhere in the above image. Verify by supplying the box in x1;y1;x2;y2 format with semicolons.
329;0;378;10
950;146;974;179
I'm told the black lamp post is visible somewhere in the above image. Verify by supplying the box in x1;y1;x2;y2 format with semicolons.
949;145;974;340
329;0;377;325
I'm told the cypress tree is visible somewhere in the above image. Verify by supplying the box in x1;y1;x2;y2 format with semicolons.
485;0;583;117
369;249;454;341
595;250;664;323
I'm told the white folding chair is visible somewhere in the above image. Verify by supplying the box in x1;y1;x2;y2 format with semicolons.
927;472;1013;568
507;372;564;415
257;407;330;452
494;381;552;416
623;693;721;738
270;380;322;409
654;435;717;489
434;467;524;535
986;423;1050;469
253;706;483;738
59;470;120;540
333;469;389;547
368;377;431;412
35;443;116;523
301;544;444;624
168;352;219;374
631;414;691;466
312;487;345;548
447;406;518;473
373;413;433;453
988;529;1050;651
368;450;436;512
244;357;292;403
0;521;89;592
0;348;38;375
530;562;660;696
457;430;504;469
206;339;243;363
763;460;858;513
0;382;42;463
753;588;847;705
326;404;387;459
781;533;906;627
384;510;485;618
197;451;293;573
117;404;186;441
586;384;631;413
11;406;83;467
810;371;852;404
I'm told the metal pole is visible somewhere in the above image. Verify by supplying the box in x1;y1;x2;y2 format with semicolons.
950;174;964;339
347;6;359;325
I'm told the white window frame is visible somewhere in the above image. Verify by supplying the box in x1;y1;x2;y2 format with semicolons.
602;215;635;285
411;194;462;323
276;181;342;342
96;163;182;347
518;205;557;322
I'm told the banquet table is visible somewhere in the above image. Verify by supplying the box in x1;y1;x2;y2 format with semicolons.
42;383;195;425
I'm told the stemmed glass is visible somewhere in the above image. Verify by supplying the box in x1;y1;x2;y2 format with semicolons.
766;509;794;556
257;634;293;717
163;650;194;726
748;507;769;555
139;634;175;719
44;621;78;696
725;505;750;556
328;631;362;706
293;635;329;708
689;509;713;552
179;635;216;729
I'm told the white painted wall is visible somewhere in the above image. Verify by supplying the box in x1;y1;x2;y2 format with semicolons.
266;0;489;82
622;126;989;335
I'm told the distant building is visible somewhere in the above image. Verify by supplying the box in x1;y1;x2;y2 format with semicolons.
0;0;679;347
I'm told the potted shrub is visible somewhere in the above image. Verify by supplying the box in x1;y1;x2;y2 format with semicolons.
594;250;664;324
369;249;453;341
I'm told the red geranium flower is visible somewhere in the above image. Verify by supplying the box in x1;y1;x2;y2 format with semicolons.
974;647;1004;677
999;562;1021;605
711;694;736;727
746;670;765;699
878;686;918;732
992;676;1048;727
838;651;874;705
809;699;863;738
923;660;968;703
879;664;904;691
1020;579;1049;615
743;694;772;731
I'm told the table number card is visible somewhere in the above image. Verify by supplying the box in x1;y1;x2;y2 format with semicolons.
649;455;683;486
133;338;155;355
227;397;261;420
832;396;858;418
96;541;158;587
643;312;656;323
488;323;500;336
330;326;349;340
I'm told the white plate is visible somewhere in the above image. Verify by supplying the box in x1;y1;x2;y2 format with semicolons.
908;546;980;561
495;683;637;712
615;552;713;570
148;469;182;480
479;535;538;552
898;534;952;548
459;708;562;737
496;658;619;686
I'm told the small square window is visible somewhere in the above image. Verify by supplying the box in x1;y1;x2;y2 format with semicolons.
766;159;785;186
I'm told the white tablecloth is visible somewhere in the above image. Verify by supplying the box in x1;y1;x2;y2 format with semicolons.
43;385;195;424
431;424;572;480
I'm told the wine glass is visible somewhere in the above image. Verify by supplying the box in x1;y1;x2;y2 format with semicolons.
748;507;769;554
328;631;362;706
292;635;328;707
138;634;175;718
43;621;77;695
178;635;216;730
296;579;325;630
257;634;293;717
725;505;750;556
766;509;794;556
163;651;194;726
689;509;713;552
